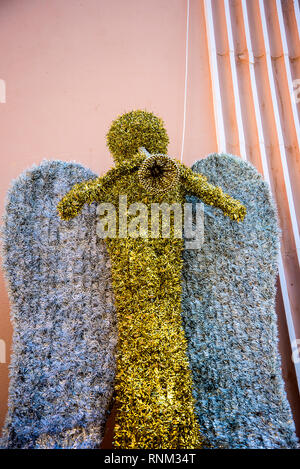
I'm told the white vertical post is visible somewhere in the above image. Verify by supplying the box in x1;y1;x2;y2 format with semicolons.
276;0;300;146
204;0;227;153
241;0;270;180
224;0;247;160
0;339;6;364
293;0;300;38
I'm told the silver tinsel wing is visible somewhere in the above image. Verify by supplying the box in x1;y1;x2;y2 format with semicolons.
1;160;117;449
181;153;298;448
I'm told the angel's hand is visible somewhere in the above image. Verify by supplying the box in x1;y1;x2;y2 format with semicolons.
57;177;106;220
180;165;246;222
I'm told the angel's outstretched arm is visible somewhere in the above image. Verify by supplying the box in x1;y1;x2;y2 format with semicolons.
179;164;246;222
57;175;108;220
57;155;144;220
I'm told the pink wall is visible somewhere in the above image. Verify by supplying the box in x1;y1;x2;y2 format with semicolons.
0;0;217;433
1;0;299;444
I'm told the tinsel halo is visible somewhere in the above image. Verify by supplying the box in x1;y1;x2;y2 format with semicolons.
138;154;179;194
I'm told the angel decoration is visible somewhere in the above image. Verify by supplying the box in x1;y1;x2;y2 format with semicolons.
1;110;297;450
57;110;246;449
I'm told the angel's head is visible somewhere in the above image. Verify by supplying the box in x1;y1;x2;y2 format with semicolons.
106;109;169;165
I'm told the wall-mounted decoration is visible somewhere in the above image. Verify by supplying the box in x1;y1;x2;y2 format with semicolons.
1;111;297;449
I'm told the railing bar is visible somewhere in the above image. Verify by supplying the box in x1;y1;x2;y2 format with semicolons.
204;0;227;153
276;0;300;148
224;0;247;160
293;0;300;39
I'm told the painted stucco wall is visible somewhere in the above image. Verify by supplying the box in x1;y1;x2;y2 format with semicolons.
0;0;299;444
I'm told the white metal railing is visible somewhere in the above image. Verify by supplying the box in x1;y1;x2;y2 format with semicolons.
258;0;300;266
204;0;300;393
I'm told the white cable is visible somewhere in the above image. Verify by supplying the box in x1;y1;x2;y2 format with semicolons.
180;0;190;163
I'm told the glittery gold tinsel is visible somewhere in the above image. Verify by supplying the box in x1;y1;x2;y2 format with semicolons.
138;154;179;195
106;109;169;165
57;110;246;449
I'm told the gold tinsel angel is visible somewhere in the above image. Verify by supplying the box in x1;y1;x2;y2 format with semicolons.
57;110;246;449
